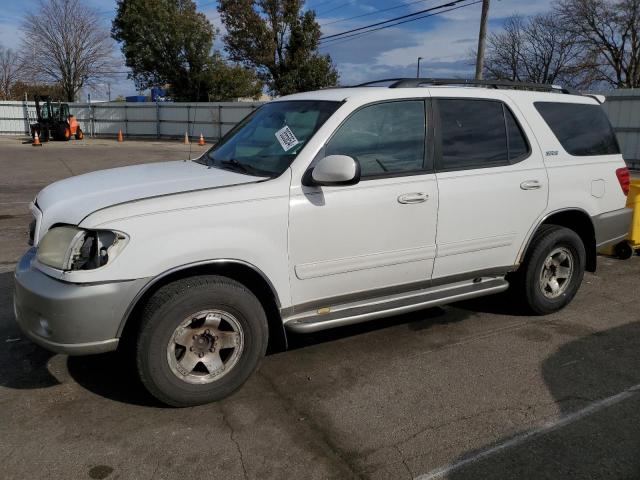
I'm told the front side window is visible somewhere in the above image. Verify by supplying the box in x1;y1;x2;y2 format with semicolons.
325;100;427;177
534;102;620;156
200;100;341;177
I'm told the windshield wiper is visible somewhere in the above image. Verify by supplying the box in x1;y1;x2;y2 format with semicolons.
219;158;250;173
218;159;274;178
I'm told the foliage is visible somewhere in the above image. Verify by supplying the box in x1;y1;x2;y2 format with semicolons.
8;81;66;101
112;0;263;101
0;47;23;100
218;0;338;96
483;14;587;87
555;0;640;88
20;0;117;102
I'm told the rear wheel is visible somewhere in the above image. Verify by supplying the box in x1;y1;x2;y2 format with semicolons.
136;275;268;407
514;225;586;315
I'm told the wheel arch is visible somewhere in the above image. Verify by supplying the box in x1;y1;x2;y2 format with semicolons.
520;209;597;272
118;260;287;354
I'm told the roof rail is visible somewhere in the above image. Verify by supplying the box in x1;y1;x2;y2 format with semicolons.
352;78;577;95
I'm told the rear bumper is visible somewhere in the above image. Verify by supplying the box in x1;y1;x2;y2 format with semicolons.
593;207;633;248
13;248;148;355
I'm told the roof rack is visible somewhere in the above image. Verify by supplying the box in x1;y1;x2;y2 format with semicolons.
352;78;577;95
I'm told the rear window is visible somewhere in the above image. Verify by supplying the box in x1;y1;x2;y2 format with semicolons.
534;102;620;156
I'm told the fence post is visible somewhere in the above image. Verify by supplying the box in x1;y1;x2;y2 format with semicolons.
90;104;96;137
22;97;30;135
217;104;222;141
156;102;160;139
124;104;128;137
187;104;191;139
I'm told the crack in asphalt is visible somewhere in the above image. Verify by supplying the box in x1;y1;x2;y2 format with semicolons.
396;445;414;479
221;409;248;480
258;370;363;479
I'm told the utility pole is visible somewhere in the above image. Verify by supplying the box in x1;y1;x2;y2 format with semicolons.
475;0;490;80
417;56;423;78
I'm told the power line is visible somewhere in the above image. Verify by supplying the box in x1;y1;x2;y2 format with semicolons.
320;0;462;41
319;0;481;47
321;0;435;27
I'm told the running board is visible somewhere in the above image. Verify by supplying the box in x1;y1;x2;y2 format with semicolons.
284;277;509;333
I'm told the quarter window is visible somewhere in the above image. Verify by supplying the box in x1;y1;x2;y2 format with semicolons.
436;99;530;171
325;100;426;177
534;102;620;156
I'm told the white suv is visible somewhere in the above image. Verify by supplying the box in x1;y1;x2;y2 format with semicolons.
14;79;632;406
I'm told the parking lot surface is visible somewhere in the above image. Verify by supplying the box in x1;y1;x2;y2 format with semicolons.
1;136;640;479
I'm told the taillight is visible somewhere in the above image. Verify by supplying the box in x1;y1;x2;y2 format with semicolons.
616;167;630;196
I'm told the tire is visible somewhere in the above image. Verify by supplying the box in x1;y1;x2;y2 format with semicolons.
614;241;634;260
514;224;586;315
135;275;268;407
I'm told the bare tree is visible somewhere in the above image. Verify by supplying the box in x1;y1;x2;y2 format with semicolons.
20;0;118;101
555;0;640;88
0;47;22;100
483;14;587;86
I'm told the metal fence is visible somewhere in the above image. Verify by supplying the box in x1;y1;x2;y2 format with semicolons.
0;100;263;141
1;91;640;168
598;90;640;170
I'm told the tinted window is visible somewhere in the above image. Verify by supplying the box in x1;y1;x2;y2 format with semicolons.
326;100;426;177
534;102;620;156
437;99;508;170
505;107;529;160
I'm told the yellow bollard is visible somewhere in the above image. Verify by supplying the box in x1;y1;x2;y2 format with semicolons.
627;180;640;248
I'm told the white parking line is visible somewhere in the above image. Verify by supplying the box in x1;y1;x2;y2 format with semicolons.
415;383;640;480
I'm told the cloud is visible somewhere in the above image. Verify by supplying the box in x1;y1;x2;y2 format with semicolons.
323;0;557;85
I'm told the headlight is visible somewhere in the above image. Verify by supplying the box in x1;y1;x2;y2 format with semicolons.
36;226;127;271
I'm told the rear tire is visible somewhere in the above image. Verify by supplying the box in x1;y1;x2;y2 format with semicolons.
135;275;268;407
514;225;586;315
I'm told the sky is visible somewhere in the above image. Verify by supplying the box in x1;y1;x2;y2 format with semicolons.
0;0;555;100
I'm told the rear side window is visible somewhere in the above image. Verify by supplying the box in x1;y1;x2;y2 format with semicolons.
436;99;529;171
534;102;620;156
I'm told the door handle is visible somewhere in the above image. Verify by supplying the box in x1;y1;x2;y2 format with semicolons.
398;192;429;204
520;180;542;190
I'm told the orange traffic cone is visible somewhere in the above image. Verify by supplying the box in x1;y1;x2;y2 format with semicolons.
198;133;205;146
183;132;190;144
117;129;124;142
32;131;42;147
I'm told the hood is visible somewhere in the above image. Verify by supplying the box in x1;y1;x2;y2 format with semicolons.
36;160;262;226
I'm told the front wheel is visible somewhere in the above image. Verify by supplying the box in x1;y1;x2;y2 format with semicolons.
514;225;586;315
136;276;268;407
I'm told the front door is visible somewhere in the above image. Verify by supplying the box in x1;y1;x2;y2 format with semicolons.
288;99;439;309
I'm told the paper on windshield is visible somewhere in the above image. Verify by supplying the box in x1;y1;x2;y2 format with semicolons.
275;125;300;151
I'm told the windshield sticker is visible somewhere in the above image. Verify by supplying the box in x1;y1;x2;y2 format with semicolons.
275;125;300;151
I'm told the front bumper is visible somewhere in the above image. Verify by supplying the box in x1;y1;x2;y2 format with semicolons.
13;248;149;355
593;207;633;248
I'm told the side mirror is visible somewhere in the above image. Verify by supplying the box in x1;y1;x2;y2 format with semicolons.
307;155;361;186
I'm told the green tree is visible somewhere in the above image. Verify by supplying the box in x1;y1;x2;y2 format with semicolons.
112;0;262;101
209;54;263;101
218;0;339;96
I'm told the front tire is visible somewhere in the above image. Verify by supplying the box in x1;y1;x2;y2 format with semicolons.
515;225;586;315
136;276;268;407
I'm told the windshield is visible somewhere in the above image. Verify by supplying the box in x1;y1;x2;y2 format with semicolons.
198;100;341;177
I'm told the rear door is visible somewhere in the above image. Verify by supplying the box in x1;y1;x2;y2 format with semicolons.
432;94;548;279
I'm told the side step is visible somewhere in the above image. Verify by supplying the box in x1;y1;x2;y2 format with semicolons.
284;277;509;333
